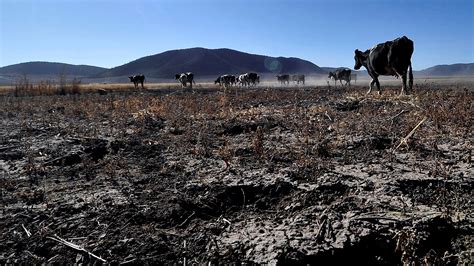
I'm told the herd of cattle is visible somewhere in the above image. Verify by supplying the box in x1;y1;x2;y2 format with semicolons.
129;36;414;95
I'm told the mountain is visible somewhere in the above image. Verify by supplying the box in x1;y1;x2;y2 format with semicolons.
97;48;326;78
416;63;474;77
0;62;107;77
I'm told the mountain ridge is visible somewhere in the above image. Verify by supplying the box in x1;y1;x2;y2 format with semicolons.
1;49;473;83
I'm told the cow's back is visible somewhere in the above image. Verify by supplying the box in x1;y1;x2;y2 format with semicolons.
388;36;414;67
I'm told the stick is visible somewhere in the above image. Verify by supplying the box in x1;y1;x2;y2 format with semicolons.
316;217;327;241
47;235;106;263
393;116;428;152
390;109;408;120
324;111;333;122
22;224;31;237
241;187;246;210
351;216;407;223
47;255;59;262
178;211;195;227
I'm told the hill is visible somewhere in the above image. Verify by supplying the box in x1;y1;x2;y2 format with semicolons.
416;63;474;77
97;48;326;78
0;62;107;77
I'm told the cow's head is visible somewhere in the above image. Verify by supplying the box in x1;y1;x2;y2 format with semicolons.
129;76;134;82
175;74;180;80
328;72;334;79
214;77;221;84
354;49;366;70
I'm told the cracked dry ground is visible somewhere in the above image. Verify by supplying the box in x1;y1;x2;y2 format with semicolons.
0;84;472;264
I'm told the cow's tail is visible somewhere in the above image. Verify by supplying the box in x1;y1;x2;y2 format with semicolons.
408;61;413;91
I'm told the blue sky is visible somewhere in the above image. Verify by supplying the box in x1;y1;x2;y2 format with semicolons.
1;0;473;70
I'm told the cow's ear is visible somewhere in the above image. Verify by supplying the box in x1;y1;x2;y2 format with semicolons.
354;49;360;54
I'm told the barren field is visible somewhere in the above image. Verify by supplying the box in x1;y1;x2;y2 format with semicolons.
0;82;472;264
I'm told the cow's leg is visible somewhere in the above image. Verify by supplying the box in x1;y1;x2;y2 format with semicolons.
368;79;375;94
400;73;407;95
375;79;381;95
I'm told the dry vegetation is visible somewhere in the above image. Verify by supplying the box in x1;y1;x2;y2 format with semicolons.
0;81;472;264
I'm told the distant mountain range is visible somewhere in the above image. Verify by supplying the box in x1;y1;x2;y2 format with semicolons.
97;48;325;78
0;48;472;84
416;63;474;77
0;62;106;77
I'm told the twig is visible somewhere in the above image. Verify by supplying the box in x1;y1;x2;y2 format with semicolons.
316;216;327;241
120;258;137;265
351;216;408;223
241;187;246;210
22;224;32;237
393;116;428;152
217;215;232;225
47;255;59;262
324;111;333;122
25;250;42;261
47;234;106;263
178;211;195;227
390;109;408;120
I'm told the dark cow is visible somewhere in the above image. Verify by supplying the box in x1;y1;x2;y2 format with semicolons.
328;69;351;87
215;74;236;88
276;74;290;85
247;72;260;86
354;36;414;95
128;74;145;89
292;74;305;85
175;72;195;89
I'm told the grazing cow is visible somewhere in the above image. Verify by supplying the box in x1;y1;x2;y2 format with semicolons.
354;36;414;95
128;74;145;89
292;74;305;85
276;74;290;85
328;69;352;86
175;72;195;89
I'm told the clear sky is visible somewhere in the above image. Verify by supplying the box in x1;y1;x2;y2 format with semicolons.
1;0;473;70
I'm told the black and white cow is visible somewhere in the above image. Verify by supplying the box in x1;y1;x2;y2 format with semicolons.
238;73;259;87
175;72;195;89
276;74;290;85
292;74;305;85
354;36;414;95
328;69;351;87
129;74;145;89
238;74;249;87
215;74;236;88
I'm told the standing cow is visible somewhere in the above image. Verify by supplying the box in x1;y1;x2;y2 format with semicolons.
175;72;195;89
238;72;259;87
129;74;145;89
292;74;305;85
276;74;290;85
328;69;351;87
354;36;414;95
215;74;235;88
